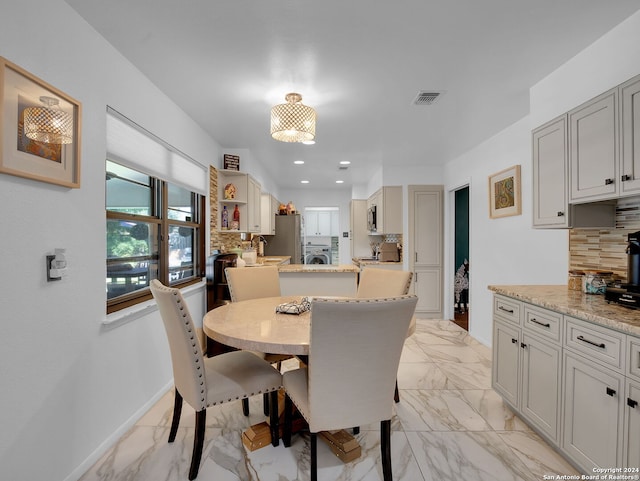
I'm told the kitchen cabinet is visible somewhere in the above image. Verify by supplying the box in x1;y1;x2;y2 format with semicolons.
532;115;570;227
260;193;279;235
305;210;333;236
218;170;261;233
368;186;402;234
492;296;562;443
492;291;640;475
408;186;443;317
620;74;640;196
247;176;261;233
569;88;619;203
562;350;624;470
350;200;370;258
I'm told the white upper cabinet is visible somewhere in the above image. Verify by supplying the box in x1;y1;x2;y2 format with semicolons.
533;115;570;227
260;193;279;235
621;74;640;196
569;88;618;203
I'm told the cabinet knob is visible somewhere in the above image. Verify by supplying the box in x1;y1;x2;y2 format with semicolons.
605;178;614;185
511;338;518;344
628;398;638;408
606;387;616;397
557;211;565;217
622;175;632;182
520;342;527;349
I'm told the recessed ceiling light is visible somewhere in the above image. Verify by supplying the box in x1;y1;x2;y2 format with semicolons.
301;180;310;184
336;180;344;184
339;161;351;165
301;140;315;145
294;160;304;165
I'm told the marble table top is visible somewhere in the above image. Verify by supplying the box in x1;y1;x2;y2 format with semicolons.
488;284;640;337
204;296;310;355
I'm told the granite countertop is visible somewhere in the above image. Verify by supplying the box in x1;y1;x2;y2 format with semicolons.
279;264;360;273
352;257;402;266
489;284;640;337
253;256;290;266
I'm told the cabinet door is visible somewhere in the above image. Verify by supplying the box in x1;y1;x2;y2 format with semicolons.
532;116;569;227
520;333;561;441
621;74;640;195
330;210;339;236
413;267;442;316
247;177;261;232
563;351;624;471
625;379;640;469
413;190;442;265
317;211;331;236
492;320;520;407
305;211;318;236
569;89;618;202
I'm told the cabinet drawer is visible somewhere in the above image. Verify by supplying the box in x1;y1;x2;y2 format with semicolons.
493;295;521;325
629;337;640;382
523;305;562;343
565;316;625;372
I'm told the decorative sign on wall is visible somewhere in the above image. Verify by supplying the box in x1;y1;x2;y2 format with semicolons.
0;57;82;188
488;164;521;219
223;154;240;171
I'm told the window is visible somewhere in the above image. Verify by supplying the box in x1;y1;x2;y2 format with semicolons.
105;108;207;314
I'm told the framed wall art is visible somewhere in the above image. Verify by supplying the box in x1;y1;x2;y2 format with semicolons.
0;57;81;188
488;164;521;219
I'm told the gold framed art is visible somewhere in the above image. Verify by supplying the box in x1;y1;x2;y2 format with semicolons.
488;164;521;219
0;57;81;188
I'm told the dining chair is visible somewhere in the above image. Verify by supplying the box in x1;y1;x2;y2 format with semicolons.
150;280;282;480
225;265;294;414
282;295;417;481
357;267;413;403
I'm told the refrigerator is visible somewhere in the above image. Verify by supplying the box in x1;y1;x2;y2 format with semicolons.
264;214;302;263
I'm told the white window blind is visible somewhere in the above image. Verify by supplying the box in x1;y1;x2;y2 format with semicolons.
106;107;207;195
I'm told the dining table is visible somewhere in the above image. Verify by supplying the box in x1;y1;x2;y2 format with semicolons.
203;296;311;357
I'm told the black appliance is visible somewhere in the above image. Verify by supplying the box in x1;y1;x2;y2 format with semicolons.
205;251;239;356
605;231;640;308
205;251;238;311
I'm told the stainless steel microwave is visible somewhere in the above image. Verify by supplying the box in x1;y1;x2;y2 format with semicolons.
367;205;377;232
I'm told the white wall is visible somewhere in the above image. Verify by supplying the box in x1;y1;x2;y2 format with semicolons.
443;118;568;345
0;2;220;480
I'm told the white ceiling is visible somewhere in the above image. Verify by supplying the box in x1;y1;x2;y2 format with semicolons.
66;0;640;191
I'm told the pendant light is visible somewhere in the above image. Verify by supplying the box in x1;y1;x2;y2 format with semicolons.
270;92;316;143
23;96;73;144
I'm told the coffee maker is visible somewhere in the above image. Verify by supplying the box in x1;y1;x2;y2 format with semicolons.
605;230;640;307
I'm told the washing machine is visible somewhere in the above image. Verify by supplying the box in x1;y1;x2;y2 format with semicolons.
304;244;332;264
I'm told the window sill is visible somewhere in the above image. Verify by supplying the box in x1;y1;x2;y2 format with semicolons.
102;279;205;329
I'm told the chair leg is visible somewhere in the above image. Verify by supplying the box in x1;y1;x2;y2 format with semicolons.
310;432;318;481
380;419;392;481
394;379;400;403
269;390;279;447
169;388;183;443
263;392;270;416
242;398;249;416
189;409;206;480
283;394;293;447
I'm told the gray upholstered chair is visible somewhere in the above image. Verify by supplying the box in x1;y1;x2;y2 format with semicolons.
225;265;293;415
357;267;414;402
150;280;282;480
282;295;418;481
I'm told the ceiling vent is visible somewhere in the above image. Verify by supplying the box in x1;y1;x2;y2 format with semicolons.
338;166;349;170
413;90;444;106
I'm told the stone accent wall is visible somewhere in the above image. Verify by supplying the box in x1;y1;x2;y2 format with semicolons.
569;196;640;282
209;166;241;253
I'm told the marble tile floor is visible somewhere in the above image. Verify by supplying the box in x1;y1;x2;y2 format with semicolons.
80;319;579;481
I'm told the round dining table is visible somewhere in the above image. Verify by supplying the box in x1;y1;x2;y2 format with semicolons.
203;296;311;356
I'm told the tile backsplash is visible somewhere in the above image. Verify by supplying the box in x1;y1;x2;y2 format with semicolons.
569;196;640;282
